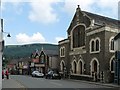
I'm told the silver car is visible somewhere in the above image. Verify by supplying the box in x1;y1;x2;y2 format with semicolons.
32;71;44;78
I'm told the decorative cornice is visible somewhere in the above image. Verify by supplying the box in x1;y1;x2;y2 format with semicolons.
69;49;86;55
59;39;69;45
87;26;119;36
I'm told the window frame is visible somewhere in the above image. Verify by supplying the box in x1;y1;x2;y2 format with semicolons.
71;24;86;49
109;37;115;52
60;46;65;57
90;37;100;54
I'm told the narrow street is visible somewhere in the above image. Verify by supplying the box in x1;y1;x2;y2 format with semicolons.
2;75;119;89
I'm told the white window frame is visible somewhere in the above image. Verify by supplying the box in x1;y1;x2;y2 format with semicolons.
72;60;77;74
109;37;115;52
71;24;86;50
95;37;100;52
90;39;95;53
60;60;65;72
90;37;101;54
109;56;115;73
60;46;65;57
90;58;99;76
77;59;85;74
60;47;62;57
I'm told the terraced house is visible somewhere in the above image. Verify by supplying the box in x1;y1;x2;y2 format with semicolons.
58;5;120;83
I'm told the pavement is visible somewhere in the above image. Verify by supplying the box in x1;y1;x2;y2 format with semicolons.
65;78;120;88
2;77;26;89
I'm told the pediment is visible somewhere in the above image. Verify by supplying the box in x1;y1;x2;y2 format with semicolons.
67;8;91;35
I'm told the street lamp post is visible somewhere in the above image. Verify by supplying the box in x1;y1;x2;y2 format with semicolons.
0;19;4;89
0;19;11;89
1;1;11;88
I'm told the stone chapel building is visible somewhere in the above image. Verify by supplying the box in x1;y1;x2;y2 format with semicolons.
58;5;120;83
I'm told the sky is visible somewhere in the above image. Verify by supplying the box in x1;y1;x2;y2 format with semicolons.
0;0;119;45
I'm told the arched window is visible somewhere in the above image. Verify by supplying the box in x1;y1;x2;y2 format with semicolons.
77;61;83;74
111;39;114;51
63;47;65;56
72;60;77;74
93;60;97;72
73;29;78;48
96;39;99;51
90;58;99;75
60;47;62;56
80;26;85;46
60;46;65;57
73;25;85;48
90;38;100;53
73;61;77;74
110;56;115;72
91;41;94;52
109;37;114;52
60;60;65;72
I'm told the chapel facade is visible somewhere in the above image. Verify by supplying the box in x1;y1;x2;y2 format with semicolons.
58;5;120;83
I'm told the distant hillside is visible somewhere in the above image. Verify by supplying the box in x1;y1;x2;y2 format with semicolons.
3;43;58;60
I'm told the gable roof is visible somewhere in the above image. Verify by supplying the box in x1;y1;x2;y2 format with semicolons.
41;50;58;56
83;11;120;28
67;6;120;34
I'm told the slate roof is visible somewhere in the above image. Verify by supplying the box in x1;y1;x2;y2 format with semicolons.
83;11;120;28
67;7;120;35
41;50;58;56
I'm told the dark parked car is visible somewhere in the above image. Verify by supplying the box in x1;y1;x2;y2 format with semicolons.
45;70;61;79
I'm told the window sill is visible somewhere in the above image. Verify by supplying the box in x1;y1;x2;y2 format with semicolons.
111;71;115;73
60;56;65;58
90;51;100;54
109;50;115;53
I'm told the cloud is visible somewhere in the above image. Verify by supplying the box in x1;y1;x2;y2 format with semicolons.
55;37;65;43
94;0;118;17
2;0;24;15
16;32;46;44
63;0;96;14
2;0;62;2
2;0;23;2
28;0;61;24
63;0;119;19
3;0;118;23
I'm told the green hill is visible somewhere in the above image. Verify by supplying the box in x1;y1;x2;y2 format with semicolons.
3;43;58;60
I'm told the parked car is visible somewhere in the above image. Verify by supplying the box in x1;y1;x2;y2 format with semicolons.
45;70;61;79
32;71;44;78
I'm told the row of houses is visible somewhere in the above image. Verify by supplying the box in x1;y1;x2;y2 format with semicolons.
7;5;120;84
7;47;59;75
